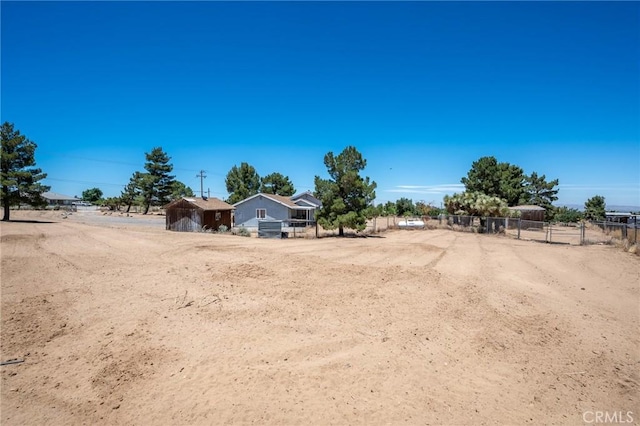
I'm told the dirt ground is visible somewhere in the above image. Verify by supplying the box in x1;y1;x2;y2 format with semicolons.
1;210;638;425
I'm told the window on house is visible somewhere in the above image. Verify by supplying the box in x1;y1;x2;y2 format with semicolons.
256;208;266;219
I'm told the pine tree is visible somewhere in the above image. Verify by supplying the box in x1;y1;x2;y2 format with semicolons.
584;195;606;221
1;122;50;221
314;146;376;236
140;147;175;214
260;172;295;196
522;172;559;213
120;172;143;213
225;162;261;204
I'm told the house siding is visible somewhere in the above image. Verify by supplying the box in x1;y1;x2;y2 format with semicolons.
165;198;233;232
234;195;290;228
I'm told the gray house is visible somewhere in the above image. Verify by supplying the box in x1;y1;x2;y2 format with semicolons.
233;193;320;230
291;191;322;209
42;192;81;207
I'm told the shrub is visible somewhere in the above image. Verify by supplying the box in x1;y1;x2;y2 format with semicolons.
218;224;229;233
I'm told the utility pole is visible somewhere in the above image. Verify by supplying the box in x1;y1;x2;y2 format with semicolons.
196;170;207;198
208;188;210;198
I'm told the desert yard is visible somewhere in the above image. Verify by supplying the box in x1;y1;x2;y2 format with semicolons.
1;210;638;425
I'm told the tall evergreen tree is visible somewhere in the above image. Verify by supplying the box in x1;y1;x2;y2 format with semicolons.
225;162;261;204
260;172;295;196
584;195;606;221
120;172;143;213
140;147;175;214
461;156;526;206
1;122;50;221
314;146;376;236
522;172;559;213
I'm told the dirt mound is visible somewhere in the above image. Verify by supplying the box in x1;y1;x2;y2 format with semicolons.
1;210;638;424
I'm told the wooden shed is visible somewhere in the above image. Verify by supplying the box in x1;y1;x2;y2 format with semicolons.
165;197;234;232
509;205;546;222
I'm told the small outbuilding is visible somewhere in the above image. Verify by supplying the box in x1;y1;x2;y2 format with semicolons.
165;197;234;232
509;205;546;222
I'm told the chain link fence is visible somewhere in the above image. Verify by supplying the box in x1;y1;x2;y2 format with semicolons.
363;214;638;246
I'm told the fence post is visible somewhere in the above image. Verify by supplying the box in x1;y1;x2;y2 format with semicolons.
580;222;585;245
548;222;552;243
517;218;521;240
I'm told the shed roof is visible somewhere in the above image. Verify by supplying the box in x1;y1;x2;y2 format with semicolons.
509;205;546;211
165;197;234;211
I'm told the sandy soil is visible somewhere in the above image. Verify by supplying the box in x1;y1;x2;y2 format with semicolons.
1;210;638;425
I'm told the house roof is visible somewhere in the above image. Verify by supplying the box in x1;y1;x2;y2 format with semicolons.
233;193;315;210
509;205;546;211
291;190;313;200
294;199;317;207
42;192;80;201
165;197;234;211
291;191;321;207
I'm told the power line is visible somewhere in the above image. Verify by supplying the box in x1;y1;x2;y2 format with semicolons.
40;153;208;174
45;177;127;187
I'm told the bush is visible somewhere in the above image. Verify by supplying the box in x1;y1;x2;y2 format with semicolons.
238;226;250;237
553;206;583;223
218;224;229;233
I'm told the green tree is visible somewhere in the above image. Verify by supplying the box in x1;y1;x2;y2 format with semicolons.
102;196;121;211
363;204;383;220
553;206;583;223
461;156;526;206
1;122;50;221
381;201;397;217
82;187;103;203
139;147;175;214
260;172;295;196
170;180;195;201
522;172;559;213
314;146;377;236
415;201;438;217
225;162;261;204
395;197;416;217
584;195;606;221
443;191;511;217
120;172;143;213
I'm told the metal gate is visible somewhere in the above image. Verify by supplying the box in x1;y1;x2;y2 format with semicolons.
258;220;283;239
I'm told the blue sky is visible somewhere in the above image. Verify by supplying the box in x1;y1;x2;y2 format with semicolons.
2;1;639;208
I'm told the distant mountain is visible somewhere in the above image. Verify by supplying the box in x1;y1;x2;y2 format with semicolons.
607;205;640;213
557;204;640;213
